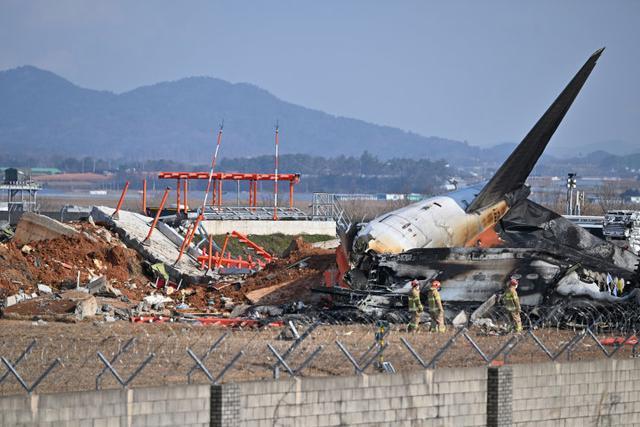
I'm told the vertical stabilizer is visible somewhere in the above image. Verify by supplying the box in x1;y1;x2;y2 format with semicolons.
466;48;605;213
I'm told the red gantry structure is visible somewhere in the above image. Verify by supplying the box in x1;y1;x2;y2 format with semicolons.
158;172;301;213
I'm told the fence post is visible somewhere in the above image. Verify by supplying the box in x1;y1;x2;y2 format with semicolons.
487;365;513;427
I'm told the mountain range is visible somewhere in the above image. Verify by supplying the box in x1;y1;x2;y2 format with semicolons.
0;66;633;165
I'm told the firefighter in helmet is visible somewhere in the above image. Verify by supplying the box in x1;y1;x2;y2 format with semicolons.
428;280;446;333
407;279;423;332
502;277;523;332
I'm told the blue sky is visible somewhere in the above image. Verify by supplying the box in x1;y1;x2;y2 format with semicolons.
1;1;638;151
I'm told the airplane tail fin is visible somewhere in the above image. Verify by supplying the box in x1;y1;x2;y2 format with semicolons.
466;48;604;213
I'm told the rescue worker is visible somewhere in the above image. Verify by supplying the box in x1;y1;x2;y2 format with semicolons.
407;279;423;332
427;280;446;333
503;278;523;332
617;277;625;296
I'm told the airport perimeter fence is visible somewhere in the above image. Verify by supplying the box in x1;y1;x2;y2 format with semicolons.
1;309;640;397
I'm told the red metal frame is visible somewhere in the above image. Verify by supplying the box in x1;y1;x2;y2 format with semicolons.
197;231;273;270
158;172;300;209
230;231;273;263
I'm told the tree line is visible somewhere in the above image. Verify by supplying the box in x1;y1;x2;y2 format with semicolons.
1;152;453;195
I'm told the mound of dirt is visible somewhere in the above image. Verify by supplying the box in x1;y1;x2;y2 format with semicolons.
0;229;149;298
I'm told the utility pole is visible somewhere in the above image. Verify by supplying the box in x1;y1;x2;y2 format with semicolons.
273;122;279;220
566;173;577;215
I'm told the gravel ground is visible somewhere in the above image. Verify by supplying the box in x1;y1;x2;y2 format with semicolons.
0;319;635;396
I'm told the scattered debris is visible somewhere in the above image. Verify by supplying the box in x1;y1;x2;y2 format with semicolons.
87;276;122;297
151;263;169;281
452;310;468;328
63;291;98;320
0;221;13;242
311;238;340;250
470;295;497;323
5;291;38;308
474;318;500;333
143;294;173;306
37;284;52;294
2;290;98;322
245;280;295;304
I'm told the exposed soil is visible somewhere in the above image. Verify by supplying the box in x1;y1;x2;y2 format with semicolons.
3;298;77;316
0;224;150;300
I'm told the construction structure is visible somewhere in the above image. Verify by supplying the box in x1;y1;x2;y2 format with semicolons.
0;168;41;224
157;171;300;213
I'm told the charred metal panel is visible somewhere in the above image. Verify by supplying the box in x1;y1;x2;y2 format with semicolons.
499;199;638;273
377;248;565;306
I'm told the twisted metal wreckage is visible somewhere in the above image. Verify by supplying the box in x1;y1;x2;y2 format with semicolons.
326;48;640;329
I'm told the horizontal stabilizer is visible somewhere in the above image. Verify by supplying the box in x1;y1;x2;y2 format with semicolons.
466;48;604;213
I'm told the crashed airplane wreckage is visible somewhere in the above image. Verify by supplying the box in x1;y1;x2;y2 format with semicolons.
327;48;640;324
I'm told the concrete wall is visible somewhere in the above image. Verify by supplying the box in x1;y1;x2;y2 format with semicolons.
0;210;89;226
4;358;640;426
201;220;336;236
512;358;640;426
233;368;487;426
12;212;79;245
0;384;210;427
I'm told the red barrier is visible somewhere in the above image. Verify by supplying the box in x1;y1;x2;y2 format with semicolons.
194;317;284;328
600;336;638;346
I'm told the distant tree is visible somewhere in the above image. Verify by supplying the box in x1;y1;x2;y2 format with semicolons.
596;182;625;214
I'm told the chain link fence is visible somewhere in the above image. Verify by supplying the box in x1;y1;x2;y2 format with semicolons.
1;307;639;397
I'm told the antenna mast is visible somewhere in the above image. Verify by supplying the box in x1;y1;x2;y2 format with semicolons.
202;121;224;212
273;122;279;220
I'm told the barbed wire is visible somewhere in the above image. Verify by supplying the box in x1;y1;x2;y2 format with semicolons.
0;308;638;396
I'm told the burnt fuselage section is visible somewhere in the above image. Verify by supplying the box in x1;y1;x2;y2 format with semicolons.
375;248;566;306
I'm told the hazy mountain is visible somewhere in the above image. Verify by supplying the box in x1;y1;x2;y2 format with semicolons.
2;66;632;166
0;66;488;163
547;140;640;158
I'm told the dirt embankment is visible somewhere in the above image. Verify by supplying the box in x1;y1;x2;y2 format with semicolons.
0;224;149;301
